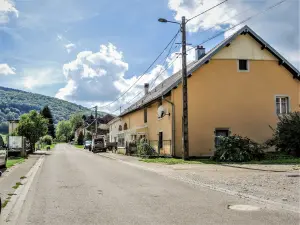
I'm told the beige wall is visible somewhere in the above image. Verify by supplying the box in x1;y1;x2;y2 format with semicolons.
120;97;173;155
213;34;275;60
173;59;299;157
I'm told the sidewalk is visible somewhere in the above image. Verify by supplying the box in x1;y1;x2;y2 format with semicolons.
96;152;300;212
0;154;41;199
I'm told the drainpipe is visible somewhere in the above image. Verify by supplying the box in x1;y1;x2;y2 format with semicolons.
162;96;175;157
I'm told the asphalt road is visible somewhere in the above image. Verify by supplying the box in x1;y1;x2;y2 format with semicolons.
14;144;299;225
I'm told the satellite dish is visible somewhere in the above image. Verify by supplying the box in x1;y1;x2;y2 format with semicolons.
157;105;165;118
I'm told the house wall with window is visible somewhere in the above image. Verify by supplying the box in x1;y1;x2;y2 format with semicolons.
172;35;299;157
146;98;172;155
120;97;173;155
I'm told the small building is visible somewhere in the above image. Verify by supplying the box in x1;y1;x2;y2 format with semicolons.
109;25;300;157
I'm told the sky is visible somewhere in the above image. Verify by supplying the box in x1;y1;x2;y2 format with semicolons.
0;0;299;114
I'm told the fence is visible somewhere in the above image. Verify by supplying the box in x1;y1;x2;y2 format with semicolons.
148;140;171;156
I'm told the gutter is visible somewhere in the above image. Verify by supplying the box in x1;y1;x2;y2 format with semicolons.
162;96;175;157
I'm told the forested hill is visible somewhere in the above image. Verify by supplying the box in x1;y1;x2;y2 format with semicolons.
0;86;107;133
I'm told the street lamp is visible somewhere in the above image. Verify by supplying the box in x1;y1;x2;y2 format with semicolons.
158;16;189;160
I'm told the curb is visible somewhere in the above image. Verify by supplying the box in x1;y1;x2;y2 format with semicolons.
1;155;45;224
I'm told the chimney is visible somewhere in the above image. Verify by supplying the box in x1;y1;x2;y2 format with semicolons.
144;83;149;95
196;45;205;60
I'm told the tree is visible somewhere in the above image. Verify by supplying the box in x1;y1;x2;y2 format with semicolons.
69;113;84;132
16;110;48;152
56;120;72;142
84;132;92;141
77;131;84;145
40;105;55;138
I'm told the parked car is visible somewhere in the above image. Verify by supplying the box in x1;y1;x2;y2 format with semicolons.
84;140;92;150
91;136;106;153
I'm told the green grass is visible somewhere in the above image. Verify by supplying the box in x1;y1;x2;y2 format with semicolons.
74;145;84;149
12;182;23;189
140;153;300;165
20;176;27;180
140;158;216;165
1;199;9;208
6;157;25;168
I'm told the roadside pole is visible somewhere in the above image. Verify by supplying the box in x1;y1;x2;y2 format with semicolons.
95;106;98;136
181;16;189;160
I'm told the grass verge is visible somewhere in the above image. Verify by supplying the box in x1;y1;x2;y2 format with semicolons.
74;145;84;149
12;182;23;189
1;199;9;208
140;153;300;165
6;157;25;168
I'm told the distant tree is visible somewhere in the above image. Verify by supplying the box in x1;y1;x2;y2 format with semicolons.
84;132;92;141
16;110;48;152
40;105;55;138
56;120;72;142
82;115;87;121
77;131;84;145
70;113;84;132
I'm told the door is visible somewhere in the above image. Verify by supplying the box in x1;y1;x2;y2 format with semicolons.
158;132;163;154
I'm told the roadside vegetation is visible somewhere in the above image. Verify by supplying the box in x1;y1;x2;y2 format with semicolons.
6;157;25;168
74;145;84;149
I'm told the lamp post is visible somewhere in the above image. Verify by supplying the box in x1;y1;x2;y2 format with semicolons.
158;17;189;160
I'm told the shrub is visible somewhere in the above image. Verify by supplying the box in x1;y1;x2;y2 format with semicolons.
273;112;300;157
40;135;53;145
213;135;265;162
136;138;157;157
77;131;84;145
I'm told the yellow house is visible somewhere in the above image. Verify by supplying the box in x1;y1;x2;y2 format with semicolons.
113;25;300;157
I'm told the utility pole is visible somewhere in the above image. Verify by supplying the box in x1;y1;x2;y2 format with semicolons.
181;16;189;160
95;106;98;137
120;106;121;115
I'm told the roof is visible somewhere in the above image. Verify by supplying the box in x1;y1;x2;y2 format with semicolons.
121;25;300;116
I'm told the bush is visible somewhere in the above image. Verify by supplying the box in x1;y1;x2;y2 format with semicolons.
273;112;300;157
77;131;84;145
136;138;157;157
40;135;53;145
213;135;265;162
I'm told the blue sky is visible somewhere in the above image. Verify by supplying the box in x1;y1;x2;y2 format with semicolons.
0;0;299;113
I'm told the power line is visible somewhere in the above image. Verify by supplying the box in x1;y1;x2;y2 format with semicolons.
97;29;181;109
187;0;228;22
187;0;288;53
111;52;182;115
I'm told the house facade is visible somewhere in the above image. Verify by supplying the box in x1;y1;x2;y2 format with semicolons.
109;25;300;157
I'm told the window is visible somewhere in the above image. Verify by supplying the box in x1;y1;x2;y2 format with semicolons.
158;132;163;149
118;125;122;131
118;134;125;147
214;129;229;147
238;59;249;71
276;96;289;114
124;123;128;130
144;108;147;123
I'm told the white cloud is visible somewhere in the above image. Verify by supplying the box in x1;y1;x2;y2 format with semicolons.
0;63;15;75
55;43;171;113
22;68;64;89
0;0;18;24
65;43;76;53
168;0;241;33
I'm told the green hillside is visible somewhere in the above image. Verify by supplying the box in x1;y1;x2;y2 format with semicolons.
0;86;107;133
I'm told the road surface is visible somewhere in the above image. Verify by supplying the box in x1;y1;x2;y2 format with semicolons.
13;144;299;224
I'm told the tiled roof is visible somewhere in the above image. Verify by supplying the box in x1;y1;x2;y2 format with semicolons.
121;25;300;116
